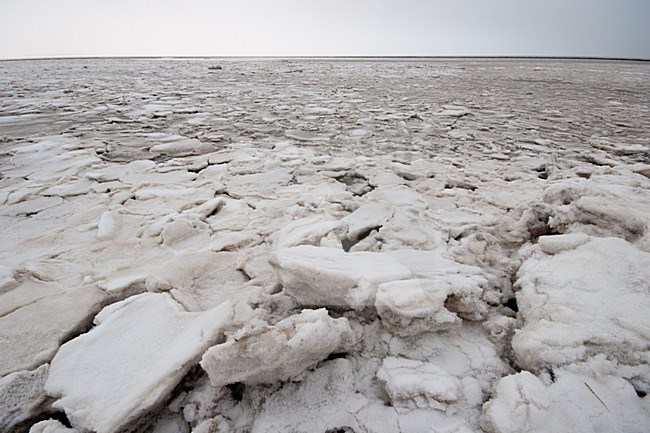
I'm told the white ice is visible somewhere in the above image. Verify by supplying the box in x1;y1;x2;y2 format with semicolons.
1;59;648;433
45;293;233;433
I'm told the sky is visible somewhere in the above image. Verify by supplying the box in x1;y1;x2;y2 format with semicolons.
1;0;649;59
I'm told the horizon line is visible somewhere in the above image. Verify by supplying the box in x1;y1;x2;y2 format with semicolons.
1;55;649;63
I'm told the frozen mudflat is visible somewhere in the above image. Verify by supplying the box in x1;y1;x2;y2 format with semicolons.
0;58;649;433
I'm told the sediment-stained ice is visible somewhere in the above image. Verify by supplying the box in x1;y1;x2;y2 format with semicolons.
0;364;51;433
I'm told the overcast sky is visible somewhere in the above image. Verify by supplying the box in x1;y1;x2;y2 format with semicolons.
1;0;648;59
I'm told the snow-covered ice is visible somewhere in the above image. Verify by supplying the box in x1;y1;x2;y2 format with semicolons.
375;279;462;336
271;245;413;309
45;293;233;433
377;356;464;410
201;308;354;387
513;237;650;386
0;58;648;432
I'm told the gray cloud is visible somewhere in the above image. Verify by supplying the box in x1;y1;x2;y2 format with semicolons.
0;0;648;58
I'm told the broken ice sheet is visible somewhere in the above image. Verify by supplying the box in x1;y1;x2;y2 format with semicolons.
45;293;233;433
513;237;650;388
1;59;650;433
480;370;650;433
377;356;463;411
200;309;354;387
270;246;412;309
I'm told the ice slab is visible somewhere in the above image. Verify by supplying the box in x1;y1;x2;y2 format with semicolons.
538;232;590;254
0;364;50;433
542;173;650;251
342;201;394;240
387;249;492;321
480;371;650;433
378;356;462;410
226;169;292;199
249;358;365;433
513;237;650;383
29;419;78;433
388;324;512;421
46;293;233;433
201;309;354;387
0;286;107;377
365;186;426;208
270;215;345;247
375;279;461;336
149;137;214;157
270;246;412;309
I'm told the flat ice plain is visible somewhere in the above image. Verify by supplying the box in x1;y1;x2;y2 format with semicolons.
0;58;649;433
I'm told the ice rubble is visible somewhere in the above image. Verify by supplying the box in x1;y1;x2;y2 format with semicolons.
201;308;354;387
0;59;649;432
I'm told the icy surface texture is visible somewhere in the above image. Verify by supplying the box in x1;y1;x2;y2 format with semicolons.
270;246;412;309
29;420;77;433
0;364;51;433
201;309;355;386
480;370;650;433
513;237;650;387
45;293;233;433
0;59;648;432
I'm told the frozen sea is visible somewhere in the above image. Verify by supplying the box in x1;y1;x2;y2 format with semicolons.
0;58;649;433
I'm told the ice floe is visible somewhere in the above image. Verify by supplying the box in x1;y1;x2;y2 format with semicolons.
45;293;233;433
